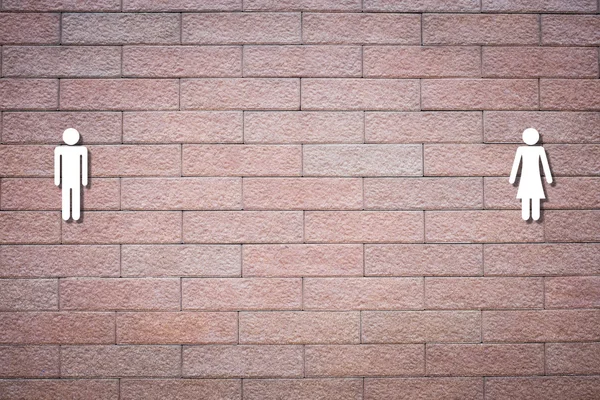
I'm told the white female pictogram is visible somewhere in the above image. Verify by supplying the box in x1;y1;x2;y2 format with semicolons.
55;128;88;221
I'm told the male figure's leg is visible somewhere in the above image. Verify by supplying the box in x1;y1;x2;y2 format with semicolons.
71;184;81;221
62;186;71;221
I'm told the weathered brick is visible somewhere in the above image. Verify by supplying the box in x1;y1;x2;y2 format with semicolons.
304;277;423;310
424;144;515;176
0;279;57;311
542;15;600;45
61;345;181;377
365;377;484;400
0;79;58;110
305;211;424;243
3;0;120;11
422;79;539;111
2;111;122;144
365;244;483;276
0;211;60;244
123;0;241;11
182;278;301;310
0;13;60;44
243;244;363;277
244;111;363;144
0;145;54;176
0;345;59;377
0;379;119;400
485;376;600;400
62;13;181;45
123;46;241;78
121;244;240;277
302;79;420;111
364;46;480;78
364;178;483;210
0;244;120;278
90;145;181;177
183;211;303;243
183;345;303;378
362;311;481;343
120;379;241;400
545;276;600;309
243;178;362;210
546;343;600;375
425;211;544;243
303;13;421;44
0;312;115;344
62;211;182;244
182;12;300;44
303;145;422;176
423;14;539;45
541;79;600;110
364;0;479;11
244;378;363;400
305;344;424;377
427;344;544;376
483;310;600;342
365;111;482;143
245;0;361;11
482;0;598;12
117;312;238;344
544;144;600;175
546;211;600;242
60;79;179;111
3;46;121;78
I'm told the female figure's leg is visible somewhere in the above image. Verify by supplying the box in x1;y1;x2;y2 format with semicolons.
522;198;530;220
532;198;541;221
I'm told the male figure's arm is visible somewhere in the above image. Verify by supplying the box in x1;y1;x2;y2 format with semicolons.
54;147;61;186
81;147;88;186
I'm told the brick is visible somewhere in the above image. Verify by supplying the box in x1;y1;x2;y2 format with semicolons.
244;111;363;144
544;144;600;175
302;79;420;111
243;244;363;277
0;379;119;400
365;111;482;144
0;13;60;44
305;344;424;377
485;376;600;400
303;13;420;45
3;0;120;11
1;178;120;211
362;311;481;343
244;0;361;11
239;311;359;344
483;0;598;12
0;145;54;176
0;345;59;377
546;343;600;375
365;377;484;400
366;0;479;11
121;244;241;277
546;211;600;242
427;344;544;376
423;14;539;45
483;111;600;143
0;279;57;311
0;211;60;244
182;13;300;44
121;177;241;210
62;13;180;45
305;211;424;243
545;277;600;309
183;345;303;378
62;211;182;244
364;46;480;78
2;111;122;144
117;312;238;344
3;46;121;78
542;15;600;45
183;211;303;243
244;378;362;400
426;211;545;243
541;79;600;110
303;145;422;176
482;47;598;78
123;111;242;143
425;277;543;310
123;0;241;11
483;310;600;342
0;312;115;344
422;79;539;111
181;78;299;110
90;145;181;177
304;277;423;310
60;79;179;111
61;345;181;377
0;245;120;278
0;79;58;110
365;244;483;277
364;178;483;210
243;178;362;210
120;379;241;400
244;45;361;77
182;278;301;310
123;46;241;78
424;144;515;176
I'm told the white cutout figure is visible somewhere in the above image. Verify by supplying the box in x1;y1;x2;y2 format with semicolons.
55;128;88;221
509;128;552;221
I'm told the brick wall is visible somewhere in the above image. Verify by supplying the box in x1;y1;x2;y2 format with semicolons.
1;1;599;399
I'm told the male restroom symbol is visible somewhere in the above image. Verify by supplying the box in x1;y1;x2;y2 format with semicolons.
55;128;88;221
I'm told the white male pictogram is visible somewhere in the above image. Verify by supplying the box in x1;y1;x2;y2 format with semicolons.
55;128;88;221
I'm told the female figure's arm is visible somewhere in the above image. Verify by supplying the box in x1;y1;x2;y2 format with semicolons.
509;147;522;184
540;148;553;184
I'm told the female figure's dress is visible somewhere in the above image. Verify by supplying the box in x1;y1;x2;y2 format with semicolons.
516;146;546;200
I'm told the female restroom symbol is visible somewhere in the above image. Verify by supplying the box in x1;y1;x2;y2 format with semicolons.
509;128;553;221
55;128;88;221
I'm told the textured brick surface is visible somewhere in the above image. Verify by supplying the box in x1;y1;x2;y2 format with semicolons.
0;379;119;400
0;345;59;377
363;0;480;12
244;378;363;400
3;0;121;11
0;211;60;244
542;15;600;45
482;0;598;12
120;379;241;400
244;0;361;11
545;276;600;308
540;79;600;110
546;343;600;375
485;376;600;400
0;13;60;44
123;0;242;11
0;79;58;110
0;279;58;311
364;377;484;399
